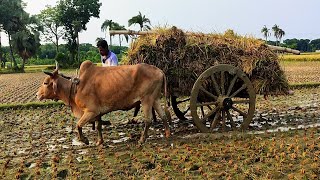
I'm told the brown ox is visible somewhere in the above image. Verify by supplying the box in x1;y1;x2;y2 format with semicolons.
36;60;171;145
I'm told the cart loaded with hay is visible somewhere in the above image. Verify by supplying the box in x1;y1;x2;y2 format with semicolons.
110;27;299;132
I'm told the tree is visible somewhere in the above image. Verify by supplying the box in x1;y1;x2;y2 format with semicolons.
101;20;128;47
36;5;64;53
101;19;114;45
112;23;128;47
283;38;311;52
309;39;320;51
57;0;101;66
278;28;285;44
0;0;26;69
283;38;298;49
128;11;151;31
272;24;280;45
11;29;40;70
261;25;270;42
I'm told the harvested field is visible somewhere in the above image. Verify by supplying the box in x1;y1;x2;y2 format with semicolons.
0;87;320;179
0;71;76;105
280;61;320;84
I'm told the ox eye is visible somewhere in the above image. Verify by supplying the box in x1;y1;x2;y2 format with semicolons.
44;82;48;85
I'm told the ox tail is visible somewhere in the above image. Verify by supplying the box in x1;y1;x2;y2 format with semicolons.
162;72;172;124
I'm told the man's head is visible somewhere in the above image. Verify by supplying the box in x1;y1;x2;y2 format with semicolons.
97;39;109;56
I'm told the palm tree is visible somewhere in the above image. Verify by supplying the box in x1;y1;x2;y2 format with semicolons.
128;11;151;31
101;19;114;45
112;22;128;47
261;25;270;42
272;24;280;45
101;20;128;47
278;28;285;44
11;30;40;70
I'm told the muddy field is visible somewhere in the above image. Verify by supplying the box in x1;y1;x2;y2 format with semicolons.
0;62;320;179
0;87;320;179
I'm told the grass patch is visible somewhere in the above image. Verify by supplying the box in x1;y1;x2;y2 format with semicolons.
0;101;64;110
280;52;320;61
289;82;320;89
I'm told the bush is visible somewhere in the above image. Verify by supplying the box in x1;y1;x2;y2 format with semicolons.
55;52;69;68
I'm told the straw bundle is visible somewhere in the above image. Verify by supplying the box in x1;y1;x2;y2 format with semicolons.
123;27;289;96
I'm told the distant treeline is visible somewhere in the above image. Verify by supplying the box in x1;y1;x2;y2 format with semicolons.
267;38;320;52
1;43;128;67
1;37;319;68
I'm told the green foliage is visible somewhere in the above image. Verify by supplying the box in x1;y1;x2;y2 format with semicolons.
55;52;69;67
261;25;270;42
37;43;57;59
282;39;312;52
101;19;128;46
36;5;64;52
56;0;102;65
0;0;28;69
12;30;40;62
128;11;151;31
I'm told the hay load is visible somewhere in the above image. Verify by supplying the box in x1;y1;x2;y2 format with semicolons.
124;26;289;96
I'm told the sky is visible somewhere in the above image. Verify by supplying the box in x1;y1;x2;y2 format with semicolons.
1;0;320;46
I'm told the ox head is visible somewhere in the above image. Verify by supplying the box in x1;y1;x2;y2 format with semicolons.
36;62;60;101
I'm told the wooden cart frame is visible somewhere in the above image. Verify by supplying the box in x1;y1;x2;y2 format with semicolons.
109;30;300;132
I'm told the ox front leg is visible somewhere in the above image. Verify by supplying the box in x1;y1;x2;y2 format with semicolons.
139;103;153;145
77;111;98;145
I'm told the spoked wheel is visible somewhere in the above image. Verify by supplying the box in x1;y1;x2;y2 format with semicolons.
171;96;190;120
190;64;256;133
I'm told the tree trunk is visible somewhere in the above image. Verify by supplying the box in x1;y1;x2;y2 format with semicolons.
21;57;26;70
55;26;59;53
8;34;17;69
109;35;112;47
0;31;3;68
119;35;122;47
55;36;59;53
77;33;80;65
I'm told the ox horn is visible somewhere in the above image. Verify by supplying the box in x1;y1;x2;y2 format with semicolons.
55;60;59;71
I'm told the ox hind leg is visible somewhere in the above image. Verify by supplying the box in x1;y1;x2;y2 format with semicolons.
139;99;153;144
77;111;99;145
153;99;171;138
96;116;104;146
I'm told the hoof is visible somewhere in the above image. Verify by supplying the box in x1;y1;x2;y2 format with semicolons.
128;119;139;124
137;141;144;148
79;136;89;145
96;139;104;146
138;138;146;146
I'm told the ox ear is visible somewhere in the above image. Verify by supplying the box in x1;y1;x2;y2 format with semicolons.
43;71;54;77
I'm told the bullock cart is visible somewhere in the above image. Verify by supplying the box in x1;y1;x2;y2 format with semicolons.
110;28;299;132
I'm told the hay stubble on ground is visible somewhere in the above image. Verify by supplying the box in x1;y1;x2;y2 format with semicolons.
1;59;320;179
0;86;320;179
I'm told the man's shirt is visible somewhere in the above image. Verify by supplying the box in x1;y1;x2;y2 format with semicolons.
101;51;118;66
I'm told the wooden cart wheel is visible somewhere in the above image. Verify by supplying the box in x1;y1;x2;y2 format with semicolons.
190;64;256;133
171;96;190;120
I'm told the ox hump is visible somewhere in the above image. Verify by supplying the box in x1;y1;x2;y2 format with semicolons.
80;60;94;74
